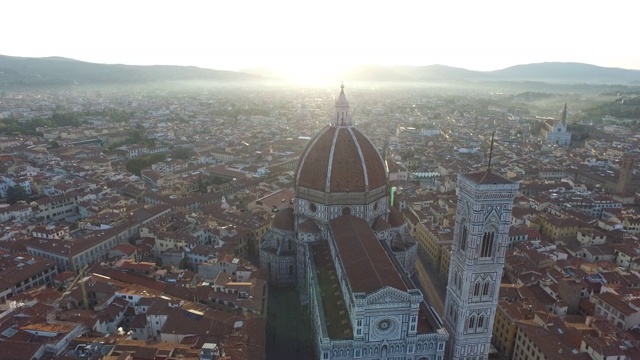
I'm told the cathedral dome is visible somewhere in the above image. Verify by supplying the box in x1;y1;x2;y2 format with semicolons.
295;85;387;197
296;126;387;194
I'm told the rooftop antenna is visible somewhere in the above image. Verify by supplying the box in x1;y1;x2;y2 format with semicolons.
487;131;495;173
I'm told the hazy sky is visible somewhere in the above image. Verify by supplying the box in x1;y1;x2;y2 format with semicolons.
5;1;640;80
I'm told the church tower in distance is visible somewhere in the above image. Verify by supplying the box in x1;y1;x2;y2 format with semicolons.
444;170;518;360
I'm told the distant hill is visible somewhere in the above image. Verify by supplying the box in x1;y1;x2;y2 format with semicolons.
488;62;640;84
245;62;640;85
339;62;640;85
390;64;484;81
0;55;262;86
3;55;640;86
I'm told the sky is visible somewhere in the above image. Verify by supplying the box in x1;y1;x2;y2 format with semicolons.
4;1;640;81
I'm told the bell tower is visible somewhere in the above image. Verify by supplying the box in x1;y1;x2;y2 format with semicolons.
616;155;635;193
444;170;518;360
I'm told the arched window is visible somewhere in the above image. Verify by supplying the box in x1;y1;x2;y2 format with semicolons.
468;316;476;329
473;282;480;297
460;224;468;252
480;231;495;258
477;315;485;329
483;281;491;296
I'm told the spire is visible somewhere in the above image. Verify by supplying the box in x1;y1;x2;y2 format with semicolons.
335;82;351;126
561;102;567;124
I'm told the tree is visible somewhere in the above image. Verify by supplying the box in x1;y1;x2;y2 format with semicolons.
125;153;166;176
144;138;156;148
6;184;28;204
197;176;208;193
129;130;144;143
174;147;194;160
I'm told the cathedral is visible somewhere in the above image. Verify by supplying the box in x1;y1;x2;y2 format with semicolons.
543;103;571;146
259;85;517;360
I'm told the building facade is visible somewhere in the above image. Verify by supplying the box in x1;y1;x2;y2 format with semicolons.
443;171;518;360
543;103;571;147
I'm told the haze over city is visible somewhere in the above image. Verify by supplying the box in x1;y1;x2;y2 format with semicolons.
4;2;640;360
4;0;640;82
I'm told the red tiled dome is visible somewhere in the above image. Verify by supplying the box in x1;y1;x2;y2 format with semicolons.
272;207;295;231
295;125;387;194
298;218;321;234
388;206;405;228
372;217;391;231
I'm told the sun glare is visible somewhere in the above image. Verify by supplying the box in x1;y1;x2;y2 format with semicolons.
273;60;350;85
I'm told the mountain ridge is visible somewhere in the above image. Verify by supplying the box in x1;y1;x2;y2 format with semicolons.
2;54;640;86
0;54;263;86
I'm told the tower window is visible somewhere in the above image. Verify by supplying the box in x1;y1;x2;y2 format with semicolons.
468;316;476;329
473;282;480;297
460;225;468;252
480;231;495;258
483;281;491;296
477;315;485;329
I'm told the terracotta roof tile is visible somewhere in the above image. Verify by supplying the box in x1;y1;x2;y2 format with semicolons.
388;207;405;227
271;208;295;231
298;218;320;233
330;215;406;294
297;126;387;193
463;170;514;185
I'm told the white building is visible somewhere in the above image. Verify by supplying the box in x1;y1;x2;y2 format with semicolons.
543;103;571;146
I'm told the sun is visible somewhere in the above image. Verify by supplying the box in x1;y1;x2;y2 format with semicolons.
271;58;352;85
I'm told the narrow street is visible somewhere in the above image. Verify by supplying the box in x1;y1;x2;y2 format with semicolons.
414;256;447;316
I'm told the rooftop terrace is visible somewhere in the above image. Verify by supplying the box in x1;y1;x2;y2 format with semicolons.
312;242;352;340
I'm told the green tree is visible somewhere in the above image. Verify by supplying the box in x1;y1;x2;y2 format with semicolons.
144;138;156;148
6;184;28;204
197;176;208;193
174;147;194;160
125;153;166;176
